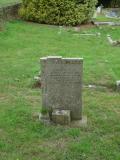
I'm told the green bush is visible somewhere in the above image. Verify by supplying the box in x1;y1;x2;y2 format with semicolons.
20;0;97;26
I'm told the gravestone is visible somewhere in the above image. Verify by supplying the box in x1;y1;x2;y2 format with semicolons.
0;8;3;30
40;56;86;126
116;80;120;92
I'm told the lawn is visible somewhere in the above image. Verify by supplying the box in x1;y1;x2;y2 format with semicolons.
95;9;120;23
0;20;120;160
0;0;21;6
96;14;120;23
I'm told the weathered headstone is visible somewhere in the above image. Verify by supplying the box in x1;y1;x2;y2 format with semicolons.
116;80;120;92
0;8;3;30
40;56;86;126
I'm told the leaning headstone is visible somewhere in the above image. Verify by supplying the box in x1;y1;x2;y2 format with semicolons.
40;56;87;127
96;6;102;14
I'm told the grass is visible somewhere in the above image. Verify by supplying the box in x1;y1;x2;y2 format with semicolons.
0;0;21;6
95;9;120;23
96;14;120;22
0;20;120;160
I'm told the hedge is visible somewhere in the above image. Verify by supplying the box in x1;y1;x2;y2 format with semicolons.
20;0;97;26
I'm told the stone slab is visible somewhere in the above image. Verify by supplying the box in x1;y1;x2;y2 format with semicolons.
94;21;120;26
52;109;71;125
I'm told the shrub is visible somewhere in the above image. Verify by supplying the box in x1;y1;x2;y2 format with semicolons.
20;0;97;26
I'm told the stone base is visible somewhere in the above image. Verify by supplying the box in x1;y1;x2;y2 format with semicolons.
39;113;87;128
39;113;51;125
70;116;87;128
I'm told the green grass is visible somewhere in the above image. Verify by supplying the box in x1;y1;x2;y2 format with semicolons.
96;14;120;23
0;20;120;160
0;0;21;6
95;9;120;23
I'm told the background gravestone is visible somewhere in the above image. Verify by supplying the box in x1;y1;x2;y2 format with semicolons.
0;7;3;30
40;56;84;122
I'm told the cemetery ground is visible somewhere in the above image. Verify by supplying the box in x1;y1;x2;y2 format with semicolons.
96;15;120;23
0;0;21;6
96;14;120;23
95;9;120;23
0;20;120;160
